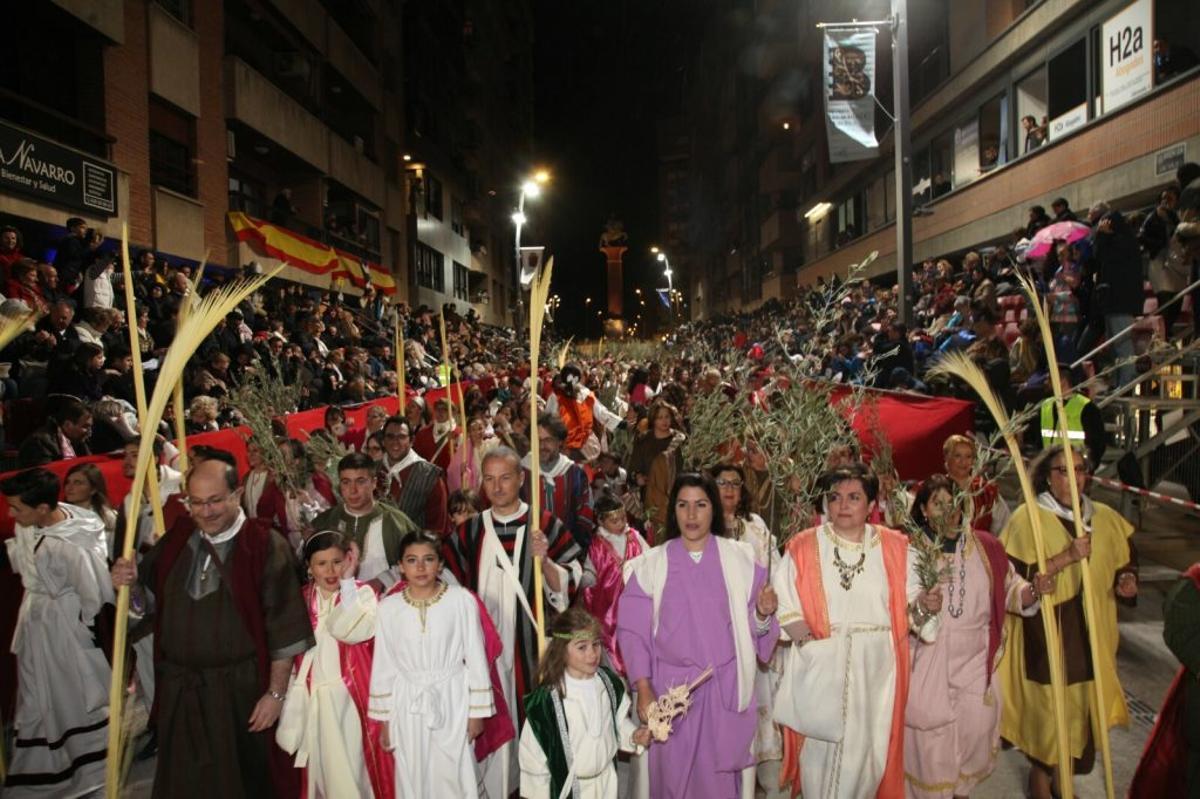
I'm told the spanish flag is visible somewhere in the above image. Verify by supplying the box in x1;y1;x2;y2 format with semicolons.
227;212;396;295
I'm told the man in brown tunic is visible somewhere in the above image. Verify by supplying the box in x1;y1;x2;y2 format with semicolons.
112;456;312;798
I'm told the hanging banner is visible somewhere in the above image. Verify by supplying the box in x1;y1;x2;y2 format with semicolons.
1101;0;1152;115
823;28;879;163
519;245;545;288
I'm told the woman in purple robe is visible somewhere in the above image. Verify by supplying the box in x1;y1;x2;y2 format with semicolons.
617;472;780;799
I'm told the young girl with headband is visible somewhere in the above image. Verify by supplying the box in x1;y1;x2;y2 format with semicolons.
519;607;651;799
281;531;392;798
370;531;512;798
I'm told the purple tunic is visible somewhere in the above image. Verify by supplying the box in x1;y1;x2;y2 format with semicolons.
617;536;779;799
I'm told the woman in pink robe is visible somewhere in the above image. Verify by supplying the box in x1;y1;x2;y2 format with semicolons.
902;476;1052;799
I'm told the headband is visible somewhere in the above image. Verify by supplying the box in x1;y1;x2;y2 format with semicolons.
553;630;599;642
303;530;343;561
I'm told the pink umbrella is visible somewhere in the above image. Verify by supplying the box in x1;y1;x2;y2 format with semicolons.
1026;220;1092;259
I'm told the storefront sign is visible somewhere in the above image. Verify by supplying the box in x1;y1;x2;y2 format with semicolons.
823;28;879;163
1048;103;1088;141
1155;143;1186;176
0;121;117;216
1102;0;1153;114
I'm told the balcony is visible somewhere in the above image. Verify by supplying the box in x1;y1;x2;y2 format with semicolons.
329;134;385;207
760;207;804;253
327;19;382;109
224;56;329;171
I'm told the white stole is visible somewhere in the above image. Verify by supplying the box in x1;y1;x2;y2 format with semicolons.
477;505;537;671
623;536;758;711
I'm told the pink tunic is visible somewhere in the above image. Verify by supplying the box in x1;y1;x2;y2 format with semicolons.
902;533;1029;798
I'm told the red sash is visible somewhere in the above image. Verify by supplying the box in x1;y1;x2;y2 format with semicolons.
779;526;910;798
299;582;393;799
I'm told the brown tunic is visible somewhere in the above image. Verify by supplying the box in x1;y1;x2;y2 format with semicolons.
140;524;311;799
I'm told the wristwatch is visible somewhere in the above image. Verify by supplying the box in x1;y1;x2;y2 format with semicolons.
268;689;285;702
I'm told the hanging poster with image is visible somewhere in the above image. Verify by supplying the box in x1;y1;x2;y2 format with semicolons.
1102;0;1153;114
823;28;879;163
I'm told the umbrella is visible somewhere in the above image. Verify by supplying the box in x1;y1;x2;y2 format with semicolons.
1026;220;1092;259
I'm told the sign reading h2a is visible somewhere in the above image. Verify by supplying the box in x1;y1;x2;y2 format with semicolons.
1102;0;1153;115
0;121;118;217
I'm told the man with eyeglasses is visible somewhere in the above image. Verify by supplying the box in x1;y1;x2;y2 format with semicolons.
111;456;313;797
380;415;448;535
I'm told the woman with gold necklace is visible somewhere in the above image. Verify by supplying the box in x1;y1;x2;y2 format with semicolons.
902;476;1053;799
370;531;507;799
713;463;787;799
773;463;943;798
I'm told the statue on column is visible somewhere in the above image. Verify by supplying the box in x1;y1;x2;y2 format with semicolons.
599;215;628;333
598;215;628;249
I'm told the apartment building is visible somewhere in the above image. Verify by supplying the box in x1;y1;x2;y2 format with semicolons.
0;0;531;324
667;0;1200;318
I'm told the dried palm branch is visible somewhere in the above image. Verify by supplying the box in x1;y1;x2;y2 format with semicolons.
927;350;1074;798
105;257;282;798
0;308;39;351
1018;272;1115;799
172;257;208;473
528;255;555;658
229;367;303;492
556;336;574;370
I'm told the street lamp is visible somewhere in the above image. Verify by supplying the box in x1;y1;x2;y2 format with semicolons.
513;169;550;330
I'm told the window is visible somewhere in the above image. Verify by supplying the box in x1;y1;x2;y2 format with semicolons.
451;197;464;236
414;242;444;292
930;130;953;198
228;174;265;218
149;97;196;196
1046;39;1088;142
978;93;1007;173
831;192;864;250
426;174;443;219
1015;69;1048;155
453;261;469;301
356;207;381;253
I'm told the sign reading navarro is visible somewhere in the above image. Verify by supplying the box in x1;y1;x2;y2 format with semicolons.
0;121;117;216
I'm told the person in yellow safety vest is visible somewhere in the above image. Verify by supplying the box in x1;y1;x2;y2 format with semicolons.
1029;365;1107;467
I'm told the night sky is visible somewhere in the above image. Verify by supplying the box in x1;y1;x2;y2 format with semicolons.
531;1;692;338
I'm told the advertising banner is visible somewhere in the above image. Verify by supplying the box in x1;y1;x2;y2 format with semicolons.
823;28;879;163
1102;0;1153;114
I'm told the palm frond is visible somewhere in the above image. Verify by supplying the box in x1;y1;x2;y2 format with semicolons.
0;310;40;351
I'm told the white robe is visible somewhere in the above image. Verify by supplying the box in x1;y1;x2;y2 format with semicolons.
4;505;113;798
369;584;495;799
293;581;377;799
771;526;928;799
518;673;642;799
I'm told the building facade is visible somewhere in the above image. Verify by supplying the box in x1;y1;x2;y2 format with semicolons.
0;0;532;324
666;0;1200;318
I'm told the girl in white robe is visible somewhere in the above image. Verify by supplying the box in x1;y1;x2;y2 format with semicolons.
519;607;651;799
370;532;496;799
281;531;385;798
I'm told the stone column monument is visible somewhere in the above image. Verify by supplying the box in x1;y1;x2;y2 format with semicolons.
598;215;628;336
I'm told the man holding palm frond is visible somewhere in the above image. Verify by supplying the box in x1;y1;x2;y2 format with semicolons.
997;446;1137;799
111;457;313;798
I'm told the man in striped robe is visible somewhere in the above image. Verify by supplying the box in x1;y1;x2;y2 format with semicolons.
443;446;589;799
379;416;449;535
521;413;595;548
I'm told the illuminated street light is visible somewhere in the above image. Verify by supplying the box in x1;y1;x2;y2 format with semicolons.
534;169;551;184
650;246;660;254
511;211;527;226
521;180;541;199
